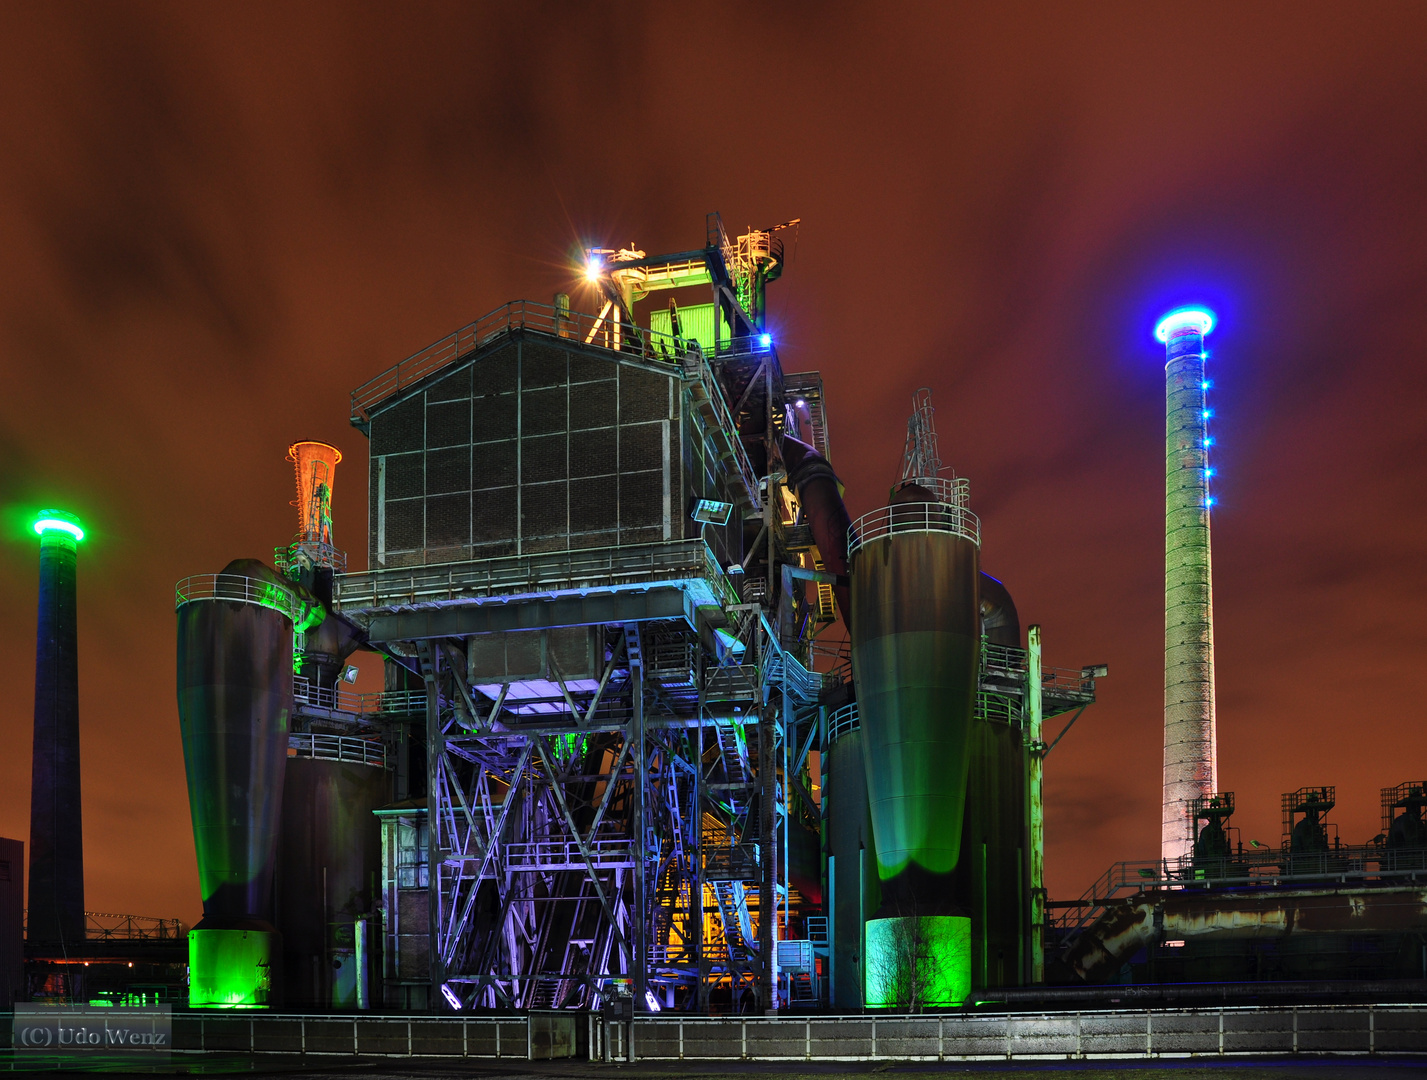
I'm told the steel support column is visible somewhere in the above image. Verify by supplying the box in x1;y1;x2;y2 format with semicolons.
420;642;446;1008
757;705;777;1011
1025;624;1045;985
630;630;648;1011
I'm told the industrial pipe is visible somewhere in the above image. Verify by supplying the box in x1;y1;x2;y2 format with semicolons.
781;435;851;618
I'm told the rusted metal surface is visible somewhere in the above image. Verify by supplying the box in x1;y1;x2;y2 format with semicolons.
1068;884;1427;982
850;528;980;913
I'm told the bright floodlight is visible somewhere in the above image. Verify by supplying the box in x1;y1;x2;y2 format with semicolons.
34;510;84;542
584;255;602;283
758;333;771;347
1154;308;1215;343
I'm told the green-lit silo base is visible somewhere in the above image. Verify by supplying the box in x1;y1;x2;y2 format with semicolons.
189;928;279;1008
864;915;971;1009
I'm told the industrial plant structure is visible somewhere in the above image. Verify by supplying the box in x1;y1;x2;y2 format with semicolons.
172;214;1108;1012
1045;311;1427;989
169;218;1427;1015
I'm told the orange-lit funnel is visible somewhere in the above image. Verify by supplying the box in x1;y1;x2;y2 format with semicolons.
287;441;342;547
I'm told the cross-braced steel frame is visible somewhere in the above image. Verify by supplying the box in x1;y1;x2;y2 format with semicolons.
378;590;826;1013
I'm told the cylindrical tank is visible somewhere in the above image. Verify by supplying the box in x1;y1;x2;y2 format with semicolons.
850;480;980;1007
28;513;86;950
176;559;300;1008
823;714;881;1010
278;754;388;1008
956;573;1026;990
957;715;1026;989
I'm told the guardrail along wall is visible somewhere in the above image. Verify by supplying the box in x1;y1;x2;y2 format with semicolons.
618;1008;1426;1061
16;1007;1418;1061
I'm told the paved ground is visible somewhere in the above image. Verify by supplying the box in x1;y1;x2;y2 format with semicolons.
4;1056;1427;1079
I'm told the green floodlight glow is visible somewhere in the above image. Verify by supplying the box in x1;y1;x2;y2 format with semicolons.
189;928;277;1008
33;510;84;542
864;915;971;1009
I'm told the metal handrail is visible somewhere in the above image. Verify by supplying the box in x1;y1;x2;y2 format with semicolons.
293;676;428;717
847;501;980;558
897;475;970;507
337;539;736;611
174;573;305;624
828;703;860;744
288;731;386;768
763;650;827;704
23;910;185;942
350;298;779;425
825;690;1025;748
683;347;763;512
981;641;1027;678
348;297;767;512
505;839;636;869
1054;845;1427;934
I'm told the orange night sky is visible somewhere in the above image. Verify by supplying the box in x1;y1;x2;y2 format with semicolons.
1;3;1426;928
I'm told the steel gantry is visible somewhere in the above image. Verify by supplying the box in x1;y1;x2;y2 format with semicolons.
338;564;830;1012
333;213;836;1013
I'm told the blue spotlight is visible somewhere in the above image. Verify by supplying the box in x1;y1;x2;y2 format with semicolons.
1155;308;1215;343
758;333;771;348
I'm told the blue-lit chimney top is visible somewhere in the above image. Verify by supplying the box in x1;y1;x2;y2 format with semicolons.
1155;308;1215;344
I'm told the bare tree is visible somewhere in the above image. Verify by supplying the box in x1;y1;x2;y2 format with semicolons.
865;901;971;1011
865;913;931;1011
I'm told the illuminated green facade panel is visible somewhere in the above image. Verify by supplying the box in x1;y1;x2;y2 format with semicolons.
649;303;729;354
188;928;279;1008
864;915;971;1009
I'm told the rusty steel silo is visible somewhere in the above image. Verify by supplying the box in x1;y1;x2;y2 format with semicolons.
176;559;315;1008
849;390;980;1008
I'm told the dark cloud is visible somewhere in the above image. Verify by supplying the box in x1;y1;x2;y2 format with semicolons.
1;1;1426;920
11;5;276;356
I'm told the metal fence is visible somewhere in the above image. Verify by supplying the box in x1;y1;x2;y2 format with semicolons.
19;911;183;942
292;675;426;718
161;1012;578;1059
288;732;386;769
8;1007;1419;1061
505;839;636;871
336;538;735;611
349;297;783;426
1056;848;1427;933
610;1006;1427;1061
350;299;685;424
174;573;306;625
848;501;981;556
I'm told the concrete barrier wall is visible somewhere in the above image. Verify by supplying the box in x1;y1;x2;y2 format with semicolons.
618;1008;1427;1061
5;1006;1422;1061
